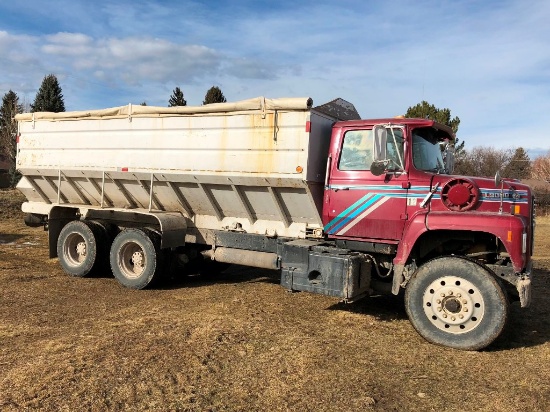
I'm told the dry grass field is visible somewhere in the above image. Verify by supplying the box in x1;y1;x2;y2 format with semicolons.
1;189;549;411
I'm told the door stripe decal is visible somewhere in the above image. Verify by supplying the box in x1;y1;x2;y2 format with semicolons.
325;193;383;234
335;196;390;235
324;193;376;232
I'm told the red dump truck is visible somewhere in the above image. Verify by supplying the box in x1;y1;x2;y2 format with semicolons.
15;97;534;350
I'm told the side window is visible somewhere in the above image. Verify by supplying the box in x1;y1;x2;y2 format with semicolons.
338;130;373;171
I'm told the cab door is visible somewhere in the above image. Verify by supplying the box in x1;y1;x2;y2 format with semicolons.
323;126;409;241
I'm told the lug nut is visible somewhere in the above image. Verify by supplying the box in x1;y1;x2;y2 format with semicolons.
451;316;456;321
459;314;464;319
449;290;453;295
436;299;441;304
440;293;445;297
464;308;468;312
462;300;467;304
443;314;448;318
457;293;461;298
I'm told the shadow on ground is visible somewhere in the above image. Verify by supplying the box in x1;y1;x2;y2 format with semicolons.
328;294;408;322
0;234;25;244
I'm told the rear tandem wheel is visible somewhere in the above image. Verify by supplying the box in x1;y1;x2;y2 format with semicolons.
109;228;165;289
57;220;107;277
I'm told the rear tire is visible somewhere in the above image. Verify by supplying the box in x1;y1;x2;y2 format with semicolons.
57;220;102;277
405;256;508;350
110;228;164;289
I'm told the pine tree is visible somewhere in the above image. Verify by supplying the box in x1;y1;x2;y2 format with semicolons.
0;90;23;186
31;74;65;113
202;86;227;105
503;147;531;180
169;87;187;107
405;100;466;174
405;101;460;134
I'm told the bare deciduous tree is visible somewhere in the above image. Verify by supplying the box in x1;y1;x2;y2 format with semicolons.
531;152;550;182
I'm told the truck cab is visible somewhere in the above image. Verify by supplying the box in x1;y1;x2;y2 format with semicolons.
323;118;533;349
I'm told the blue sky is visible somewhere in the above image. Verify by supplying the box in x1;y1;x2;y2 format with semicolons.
0;0;549;156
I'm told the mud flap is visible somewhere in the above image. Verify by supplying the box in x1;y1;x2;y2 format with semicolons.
517;277;531;308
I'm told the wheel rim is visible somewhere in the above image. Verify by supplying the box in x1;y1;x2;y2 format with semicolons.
63;232;87;267
423;276;485;334
118;241;146;279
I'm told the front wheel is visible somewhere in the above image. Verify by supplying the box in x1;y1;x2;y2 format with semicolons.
405;256;508;350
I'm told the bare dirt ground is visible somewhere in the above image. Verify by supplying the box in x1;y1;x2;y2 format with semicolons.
1;189;549;411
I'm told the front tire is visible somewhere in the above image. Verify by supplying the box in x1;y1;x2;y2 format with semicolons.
110;228;164;289
405;256;508;350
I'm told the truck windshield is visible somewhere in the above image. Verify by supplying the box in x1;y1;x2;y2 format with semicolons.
412;129;446;174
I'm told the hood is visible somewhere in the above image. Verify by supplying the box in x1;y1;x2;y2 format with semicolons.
428;174;532;216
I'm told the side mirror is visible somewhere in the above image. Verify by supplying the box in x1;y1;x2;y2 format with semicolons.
370;160;387;176
494;171;502;188
443;143;455;174
373;125;387;161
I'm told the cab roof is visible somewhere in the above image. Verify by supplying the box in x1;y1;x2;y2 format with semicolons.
334;117;455;139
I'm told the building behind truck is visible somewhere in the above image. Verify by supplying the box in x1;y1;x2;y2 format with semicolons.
15;96;534;350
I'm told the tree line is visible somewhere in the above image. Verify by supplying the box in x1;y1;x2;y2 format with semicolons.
406;100;550;213
1;75;549;198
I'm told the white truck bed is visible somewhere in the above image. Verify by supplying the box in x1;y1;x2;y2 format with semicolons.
16;97;357;239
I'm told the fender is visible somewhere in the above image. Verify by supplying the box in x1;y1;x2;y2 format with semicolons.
45;205;188;257
391;211;428;294
84;208;188;249
391;210;528;294
394;211;429;267
425;211;527;272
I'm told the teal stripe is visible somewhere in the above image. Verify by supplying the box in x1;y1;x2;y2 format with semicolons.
326;194;383;234
324;193;375;232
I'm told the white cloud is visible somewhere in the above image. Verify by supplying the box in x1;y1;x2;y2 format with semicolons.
38;34;222;81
